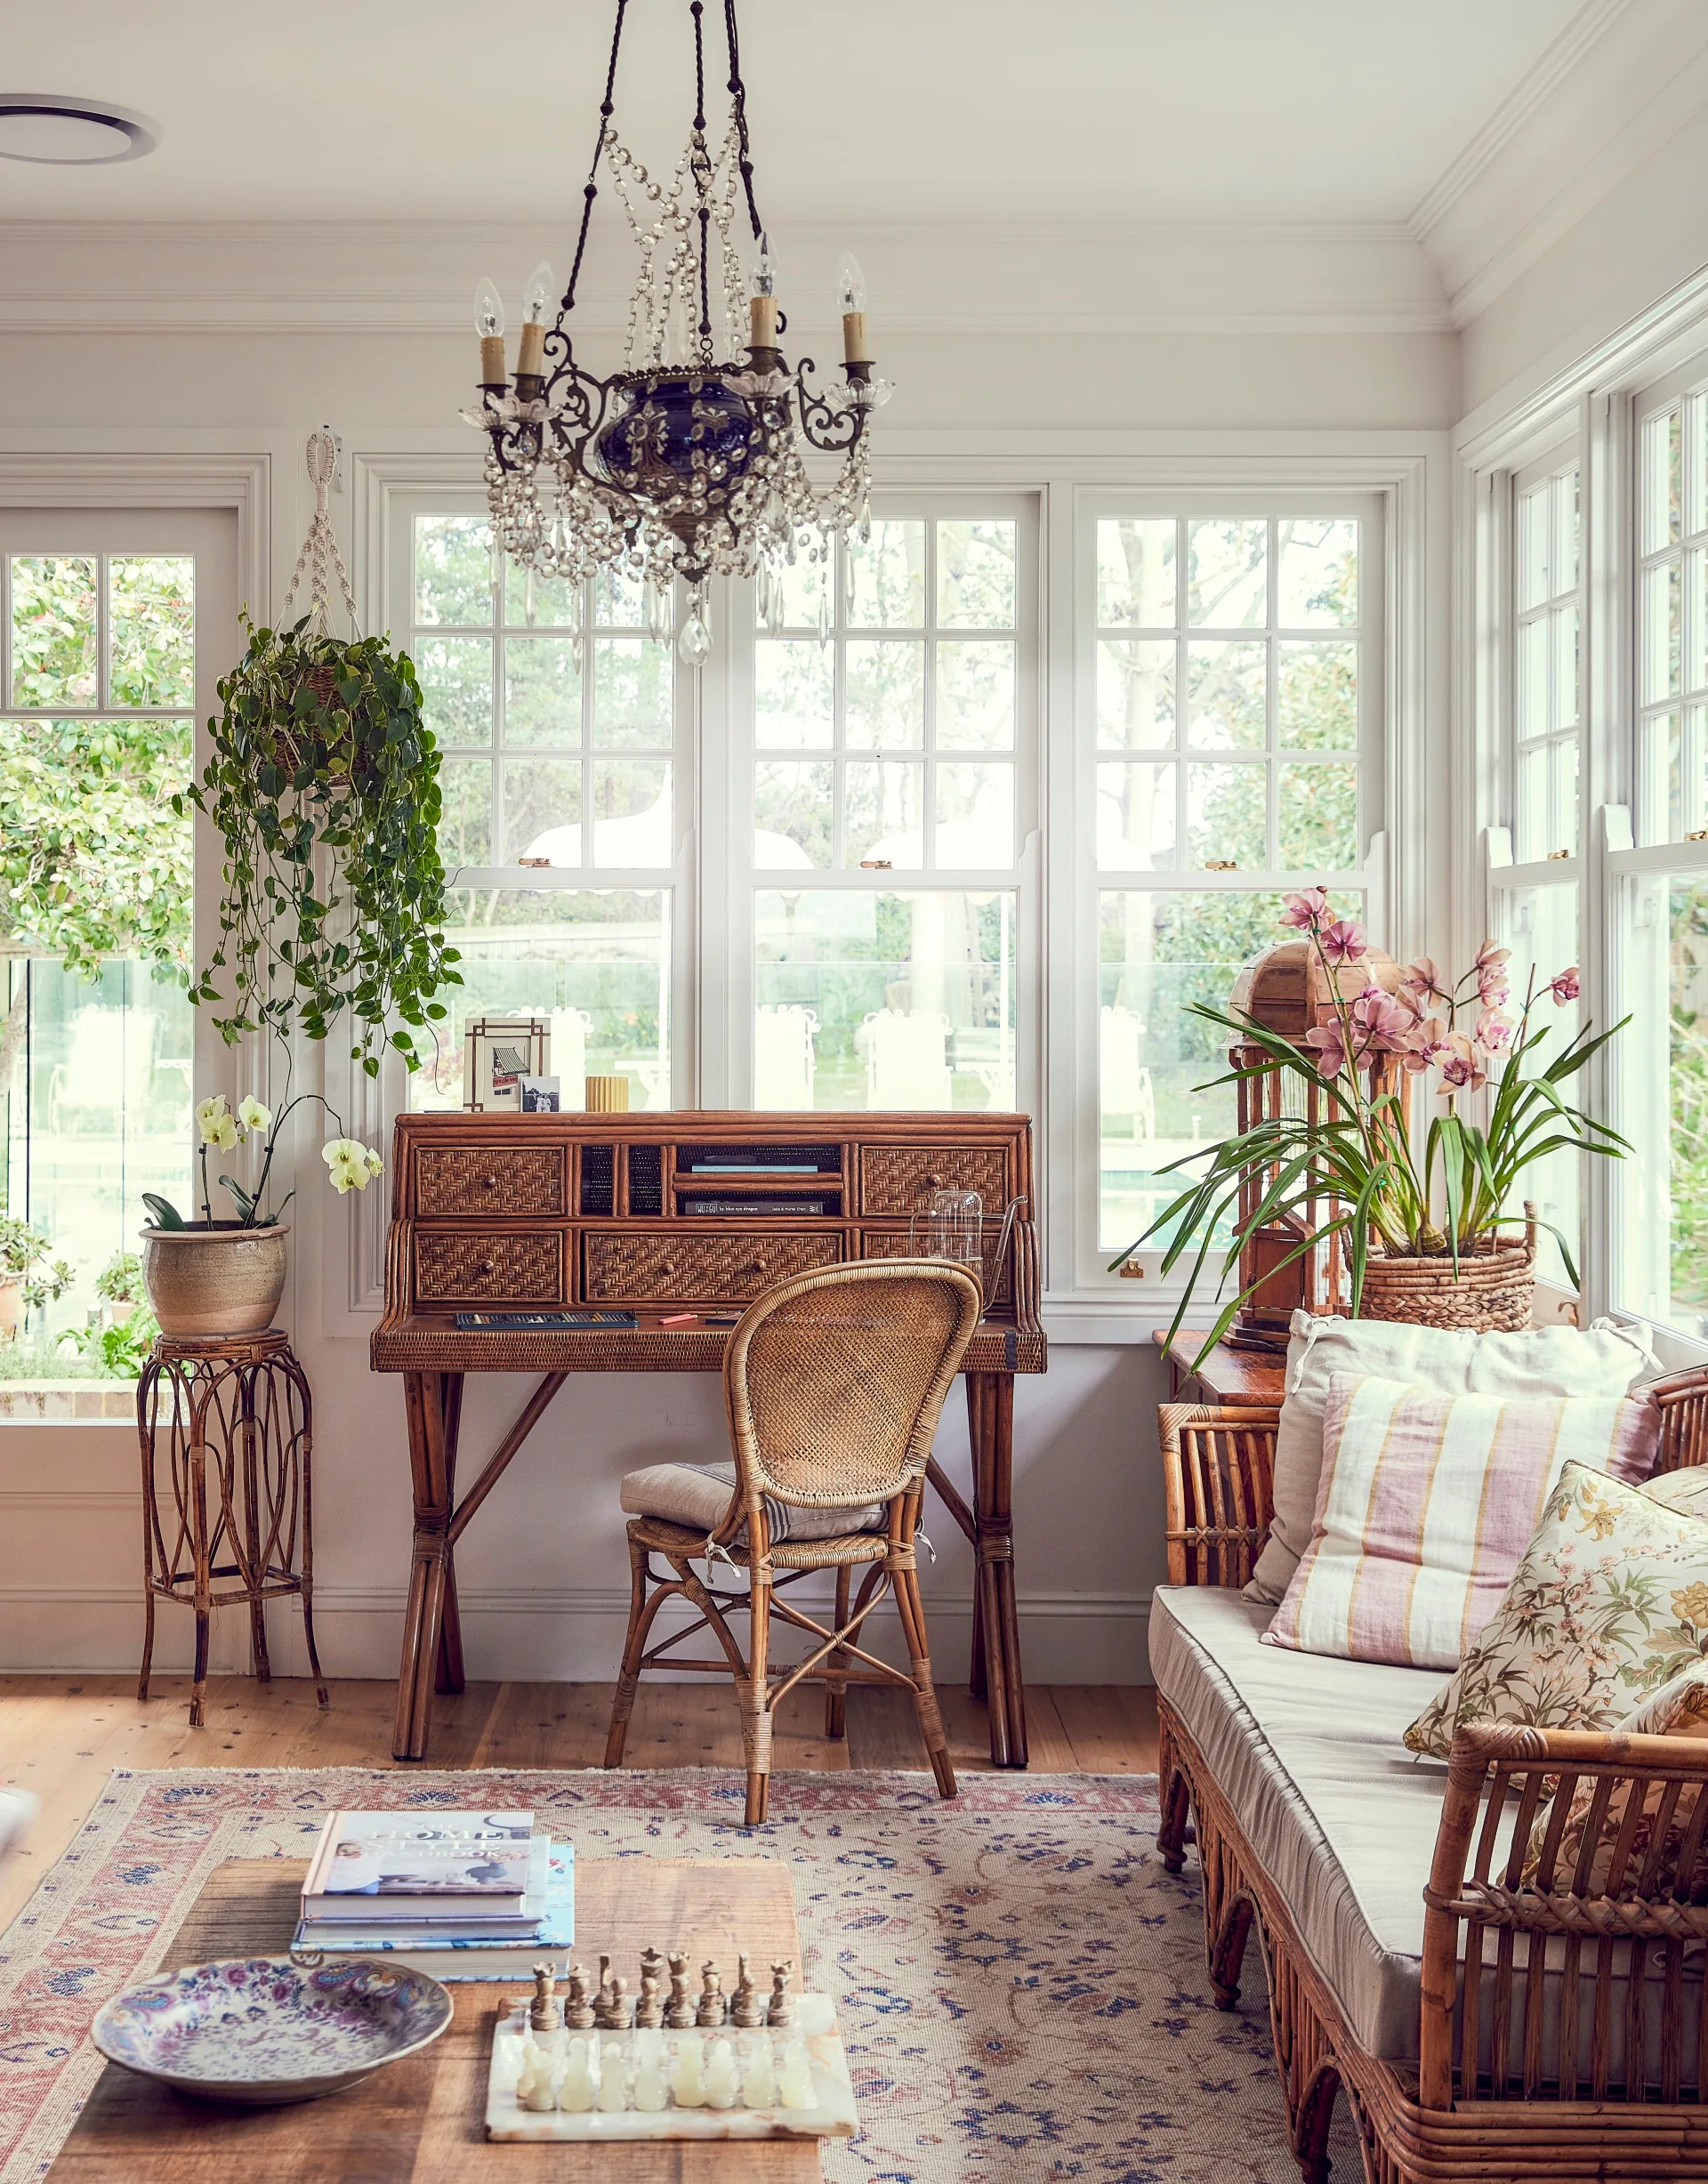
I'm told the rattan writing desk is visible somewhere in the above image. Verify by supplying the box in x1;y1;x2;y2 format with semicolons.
372;1110;1046;1767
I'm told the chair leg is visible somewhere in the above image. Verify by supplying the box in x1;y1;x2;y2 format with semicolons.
744;1567;773;1826
605;1532;664;1770
825;1563;851;1740
893;1558;956;1801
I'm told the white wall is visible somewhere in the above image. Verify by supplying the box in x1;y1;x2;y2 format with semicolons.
0;219;1455;1689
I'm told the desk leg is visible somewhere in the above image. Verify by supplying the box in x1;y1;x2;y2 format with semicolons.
394;1370;459;1761
967;1371;1027;1769
435;1374;466;1696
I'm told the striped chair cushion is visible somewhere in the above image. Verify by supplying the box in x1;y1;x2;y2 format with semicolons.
619;1461;884;1546
1263;1373;1659;1670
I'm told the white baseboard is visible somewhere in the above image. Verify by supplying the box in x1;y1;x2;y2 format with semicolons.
0;1584;1155;1687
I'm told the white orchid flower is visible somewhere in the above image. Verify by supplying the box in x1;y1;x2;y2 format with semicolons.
238;1096;271;1135
211;1113;241;1153
195;1094;230;1143
322;1137;380;1195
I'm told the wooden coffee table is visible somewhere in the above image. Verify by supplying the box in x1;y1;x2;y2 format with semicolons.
47;1858;821;2180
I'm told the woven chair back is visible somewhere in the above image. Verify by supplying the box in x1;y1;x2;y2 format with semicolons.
723;1259;982;1511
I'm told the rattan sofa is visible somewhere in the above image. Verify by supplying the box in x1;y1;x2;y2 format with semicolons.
1153;1366;1708;2183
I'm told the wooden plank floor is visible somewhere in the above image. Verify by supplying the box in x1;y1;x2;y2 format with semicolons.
0;1675;1157;1933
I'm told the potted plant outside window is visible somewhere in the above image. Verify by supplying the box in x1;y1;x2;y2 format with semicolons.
0;1218;74;1342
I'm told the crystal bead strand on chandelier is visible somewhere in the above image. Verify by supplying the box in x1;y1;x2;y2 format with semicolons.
457;0;892;664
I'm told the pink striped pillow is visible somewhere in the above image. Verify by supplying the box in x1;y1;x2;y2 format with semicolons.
1263;1373;1659;1670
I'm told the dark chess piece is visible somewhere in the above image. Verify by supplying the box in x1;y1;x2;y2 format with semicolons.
608;1973;633;2030
766;1960;796;2029
666;1949;697;2030
636;1962;665;2029
730;1953;764;2029
563;1965;596;2031
592;1954;616;2029
529;1963;562;2034
697;1958;727;2027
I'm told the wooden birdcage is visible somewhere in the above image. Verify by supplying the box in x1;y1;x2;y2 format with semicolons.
1225;939;1406;1349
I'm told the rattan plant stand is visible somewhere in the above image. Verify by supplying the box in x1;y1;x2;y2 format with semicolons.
135;1329;327;1728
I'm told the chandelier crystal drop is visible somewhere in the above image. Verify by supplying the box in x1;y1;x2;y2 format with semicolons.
461;0;891;664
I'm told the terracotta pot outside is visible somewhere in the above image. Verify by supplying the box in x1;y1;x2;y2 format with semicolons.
0;1279;21;1342
140;1224;289;1340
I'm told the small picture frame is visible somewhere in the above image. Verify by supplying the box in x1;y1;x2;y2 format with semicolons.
520;1075;561;1113
463;1018;550;1113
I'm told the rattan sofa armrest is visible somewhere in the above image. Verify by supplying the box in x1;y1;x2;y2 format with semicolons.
1157;1403;1278;1590
1651;1361;1708;1472
1418;1717;1708;2108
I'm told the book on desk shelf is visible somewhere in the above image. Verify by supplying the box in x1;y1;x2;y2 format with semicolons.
302;1808;536;1919
295;1845;574;1980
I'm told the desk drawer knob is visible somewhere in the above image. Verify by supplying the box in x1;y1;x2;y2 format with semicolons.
478;1259;495;1276
744;1260;764;1276
481;1174;496;1190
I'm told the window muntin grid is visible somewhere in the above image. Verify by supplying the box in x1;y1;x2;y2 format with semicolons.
1513;462;1582;861
752;518;1018;873
412;515;677;874
1638;391;1708;844
1094;516;1360;876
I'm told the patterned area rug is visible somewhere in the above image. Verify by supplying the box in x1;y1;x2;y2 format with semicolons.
0;1767;1350;2181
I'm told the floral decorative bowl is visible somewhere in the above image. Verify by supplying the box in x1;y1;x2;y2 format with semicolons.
90;1954;454;2105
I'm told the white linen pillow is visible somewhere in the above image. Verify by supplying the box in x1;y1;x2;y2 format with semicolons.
1246;1310;1656;1604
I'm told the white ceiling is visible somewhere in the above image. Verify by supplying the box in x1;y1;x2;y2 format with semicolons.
0;0;1591;227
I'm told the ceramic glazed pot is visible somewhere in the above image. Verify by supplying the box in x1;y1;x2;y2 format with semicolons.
141;1223;289;1339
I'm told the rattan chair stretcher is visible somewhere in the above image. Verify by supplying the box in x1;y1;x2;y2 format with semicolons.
1156;1367;1708;2182
604;1259;982;1826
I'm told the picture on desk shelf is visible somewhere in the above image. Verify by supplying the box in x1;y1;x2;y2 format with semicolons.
520;1076;561;1113
463;1018;551;1113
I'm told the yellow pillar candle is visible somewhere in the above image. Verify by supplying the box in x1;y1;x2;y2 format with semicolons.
841;310;869;364
749;294;778;349
584;1075;630;1114
516;321;546;377
480;334;507;385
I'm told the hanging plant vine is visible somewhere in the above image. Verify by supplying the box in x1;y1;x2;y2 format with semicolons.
179;432;461;1075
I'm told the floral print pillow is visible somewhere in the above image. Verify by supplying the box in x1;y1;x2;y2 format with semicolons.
1404;1462;1708;1758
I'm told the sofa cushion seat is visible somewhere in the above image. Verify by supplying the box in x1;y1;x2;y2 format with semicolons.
1150;1583;1452;2063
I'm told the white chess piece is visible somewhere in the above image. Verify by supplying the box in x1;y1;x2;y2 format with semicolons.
560;2036;596;2112
518;2035;559;2113
670;2030;706;2107
777;2036;814;2110
596;2034;627;2112
633;2035;668;2114
705;2036;738;2108
742;2034;775;2109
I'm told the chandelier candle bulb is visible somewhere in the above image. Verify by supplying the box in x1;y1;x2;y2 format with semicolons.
474;277;508;386
837;251;870;364
748;293;778;349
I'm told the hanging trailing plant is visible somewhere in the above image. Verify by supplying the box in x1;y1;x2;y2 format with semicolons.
178;433;460;1075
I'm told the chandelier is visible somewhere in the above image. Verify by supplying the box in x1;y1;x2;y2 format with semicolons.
463;0;890;665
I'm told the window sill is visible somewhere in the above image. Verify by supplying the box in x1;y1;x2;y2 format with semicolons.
0;1381;139;1422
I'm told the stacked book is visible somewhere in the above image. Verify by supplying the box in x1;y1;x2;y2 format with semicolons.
293;1809;574;1980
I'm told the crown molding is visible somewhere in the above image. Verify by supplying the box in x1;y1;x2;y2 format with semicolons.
1411;0;1708;326
0;216;1451;338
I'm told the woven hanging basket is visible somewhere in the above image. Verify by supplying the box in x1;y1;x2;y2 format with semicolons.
1355;1230;1535;1333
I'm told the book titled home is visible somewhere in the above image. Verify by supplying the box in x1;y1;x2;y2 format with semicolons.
302;1809;536;1921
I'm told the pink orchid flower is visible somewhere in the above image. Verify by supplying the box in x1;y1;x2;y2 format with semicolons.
1475;1010;1515;1054
1439;1035;1486;1093
1548;965;1581;1004
1398;1015;1449;1072
1303;1023;1348;1078
1399;956;1451;1005
1474;940;1511;1006
1349;987;1416;1051
1317;918;1367;967
1280;888;1331;933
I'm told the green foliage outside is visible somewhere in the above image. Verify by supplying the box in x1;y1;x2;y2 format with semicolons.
1670;881;1708;1314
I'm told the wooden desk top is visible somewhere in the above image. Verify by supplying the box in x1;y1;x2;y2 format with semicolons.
49;1858;817;2182
1153;1329;1285;1406
372;1313;1044;1376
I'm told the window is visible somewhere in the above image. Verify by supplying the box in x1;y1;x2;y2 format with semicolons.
399;508;686;1112
737;501;1035;1113
1084;502;1382;1277
1514;458;1581;860
0;544;197;1363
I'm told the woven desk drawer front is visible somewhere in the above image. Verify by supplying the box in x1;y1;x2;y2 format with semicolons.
862;1226;1012;1304
415;1229;566;1304
585;1229;842;1302
415;1147;568;1218
858;1144;1009;1215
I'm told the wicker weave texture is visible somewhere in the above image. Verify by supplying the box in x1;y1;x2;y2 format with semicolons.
858;1144;1009;1215
585;1229;841;1301
414;1229;565;1303
414;1147;567;1217
1357;1236;1535;1332
729;1261;981;1506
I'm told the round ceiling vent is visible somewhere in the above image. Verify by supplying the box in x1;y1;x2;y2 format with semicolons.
0;94;158;165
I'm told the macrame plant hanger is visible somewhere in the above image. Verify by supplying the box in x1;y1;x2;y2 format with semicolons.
281;427;360;639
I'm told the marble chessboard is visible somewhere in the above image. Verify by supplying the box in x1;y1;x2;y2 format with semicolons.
484;1995;858;2142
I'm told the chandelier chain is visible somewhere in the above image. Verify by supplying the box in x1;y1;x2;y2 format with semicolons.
722;0;764;243
562;0;631;321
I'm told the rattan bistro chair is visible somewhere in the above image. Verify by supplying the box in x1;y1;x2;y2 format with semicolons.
603;1259;982;1826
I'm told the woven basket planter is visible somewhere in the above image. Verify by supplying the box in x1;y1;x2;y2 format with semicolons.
1355;1232;1535;1332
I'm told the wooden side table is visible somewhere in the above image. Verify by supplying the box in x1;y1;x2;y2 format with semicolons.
1153;1328;1286;1406
135;1329;327;1727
